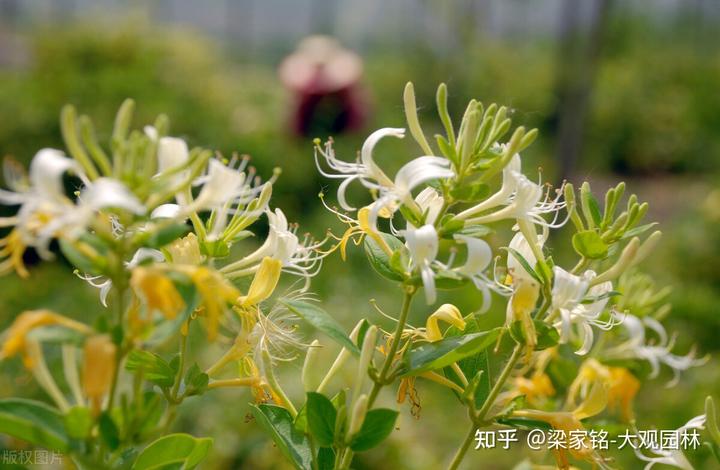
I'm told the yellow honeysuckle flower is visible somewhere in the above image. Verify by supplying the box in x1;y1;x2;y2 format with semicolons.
607;367;640;422
507;278;540;355
0;228;30;278
131;267;185;320
514;380;609;468
82;335;116;415
186;266;241;340
238;257;282;307
513;372;556;406
425;304;465;342
0;310;91;368
328;206;392;261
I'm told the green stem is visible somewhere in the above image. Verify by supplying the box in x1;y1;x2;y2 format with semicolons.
367;288;415;407
447;423;476;470
171;334;189;400
447;344;523;470
106;283;127;412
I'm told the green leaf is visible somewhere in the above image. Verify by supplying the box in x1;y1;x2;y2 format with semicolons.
183;364;209;397
317;447;336;470
398;328;501;377
350;408;398;452
281;300;359;356
496;417;552;431
125;350;176;388
621;222;658;239
0;399;69;451
305;392;337;447
143;223;191;250
99;412;120;450
509;320;560;351
251;404;312;470
132;433;213;470
64;406;93;440
572;230;609;259
363;234;406;282
581;186;603;227
503;247;543;284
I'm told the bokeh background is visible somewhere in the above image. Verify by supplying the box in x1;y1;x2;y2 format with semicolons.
1;1;718;468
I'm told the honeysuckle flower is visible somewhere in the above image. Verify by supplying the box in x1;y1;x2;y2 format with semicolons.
508;372;556;407
506;231;543;285
455;153;521;220
401;224;439;304
82;335;116;415
238;257;283;307
606;367;640;422
183;266;242;340
457;162;566;229
150;203;183;219
513;379;611;469
316;128;453;227
424;304;465;342
131;266;186;320
452;234;506;312
0;229;29;278
411;187;444;227
221;208;326;287
166;233;203;265
0;310;91;368
634;414;706;470
603;314;707;386
323;204;393;260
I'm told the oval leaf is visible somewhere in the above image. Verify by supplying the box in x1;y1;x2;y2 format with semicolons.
133;433;213;470
305;392;337;447
0;399;69;452
281;300;359;356
251;404;312;470
350;408;399;452
398;328;501;377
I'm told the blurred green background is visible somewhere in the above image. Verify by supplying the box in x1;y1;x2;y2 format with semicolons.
0;1;718;469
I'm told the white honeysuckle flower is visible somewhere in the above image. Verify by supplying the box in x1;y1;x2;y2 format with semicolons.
221;208;326;288
194;159;249;210
550;267;619;355
453;234;499;312
413;187;444;227
603;314;707;386
80;178;146;214
458;161;566;229
456;153;521;219
367;156;453;229
78;247;165;307
315;128;453;225
634;414;706;469
401;224;439;304
150;203;183;220
506;231;543;285
157;137;189;175
314;128;404;210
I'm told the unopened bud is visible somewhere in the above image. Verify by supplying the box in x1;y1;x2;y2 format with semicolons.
82;335;116;414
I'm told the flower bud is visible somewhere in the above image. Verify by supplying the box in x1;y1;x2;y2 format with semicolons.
347;394;368;440
302;340;322;392
82;335;116;414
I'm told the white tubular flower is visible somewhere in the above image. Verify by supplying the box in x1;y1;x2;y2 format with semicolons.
603;314;707;386
550;267;619;355
316;128;453;226
150;203;182;220
221;208;326;288
507;231;542;285
456;153;521;219
368;156;454;229
77;248;164;307
315;128;404;210
413;187;444;227
401;224;439;304
81;178;146;214
458;164;566;229
190;157;272;239
156;136;189;175
453;234;498;312
634;414;706;469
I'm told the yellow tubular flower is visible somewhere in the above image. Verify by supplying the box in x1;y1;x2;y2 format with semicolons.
0;229;30;278
607;367;640;422
513;372;556;406
82;335;116;415
187;266;241;341
0;310;91;368
239;257;282;307
508;278;540;354
425;304;465;342
131;267;185;320
357;207;392;256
